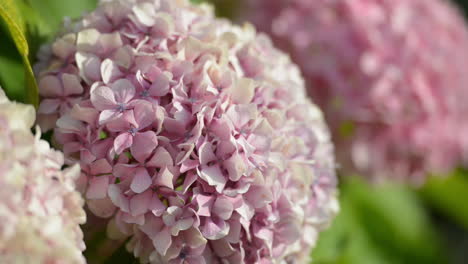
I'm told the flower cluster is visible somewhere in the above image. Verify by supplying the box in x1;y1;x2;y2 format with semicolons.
36;0;338;262
243;0;468;183
0;89;86;264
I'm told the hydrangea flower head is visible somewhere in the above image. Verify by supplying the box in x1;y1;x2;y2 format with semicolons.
36;0;338;262
244;0;468;183
0;89;86;264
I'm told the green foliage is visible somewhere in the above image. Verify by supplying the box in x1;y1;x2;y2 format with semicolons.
420;169;468;231
313;176;449;264
0;0;38;106
0;0;97;105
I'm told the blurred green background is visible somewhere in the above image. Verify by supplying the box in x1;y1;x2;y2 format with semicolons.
1;0;468;263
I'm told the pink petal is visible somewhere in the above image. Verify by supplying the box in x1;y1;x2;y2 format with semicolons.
226;104;257;129
148;72;170;96
62;73;84;96
87;197;116;218
195;194;214;217
149;193;166;216
131;131;158;163
108;184;130;212
99;109;121;125
91;85;117;110
39;75;62;97
90;158;112;175
181;171;198;193
75;52;102;84
154;167;174;189
202;218;230;240
223;152;246;182
209;117;232;140
211;238;235;257
101;59;123;84
133;101;155;129
106;111;132;132
153;228;172;256
111;79;135;103
114;132;133;154
70;104;99;124
113;163;137;178
199;165;226;193
133;2;157;27
131;167;152;193
86;176;110;199
183;228;207;248
172;218;194;235
38;99;61;114
198;141;217;165
130;190;153;216
213;197;234;220
147;147;174;168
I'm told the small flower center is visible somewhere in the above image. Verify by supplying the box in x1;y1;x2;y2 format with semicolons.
116;103;126;112
140;90;150;97
129;127;138;136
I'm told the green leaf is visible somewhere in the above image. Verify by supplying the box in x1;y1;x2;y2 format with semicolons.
0;0;38;106
26;0;97;34
420;169;468;230
313;176;448;264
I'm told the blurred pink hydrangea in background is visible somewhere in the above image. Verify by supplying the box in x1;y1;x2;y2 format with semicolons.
0;89;86;264
244;0;468;183
35;0;338;263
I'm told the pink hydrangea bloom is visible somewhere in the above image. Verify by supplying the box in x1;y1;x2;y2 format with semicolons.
0;89;86;264
244;0;468;183
35;0;338;262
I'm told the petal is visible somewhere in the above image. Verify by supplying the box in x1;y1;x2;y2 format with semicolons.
38;99;61;114
101;59;123;84
87;197;116;218
106;111;132;131
133;2;157;27
195;194;214;217
153;228;172;256
154;167;174;189
202;218;230;240
133;100;155;129
211;238;235;258
108;184;130;213
113;163;137;178
199;165;226;193
90;158;113;175
76;28;100;52
114;132;133;154
230;77;255;104
76;52;102;84
130;190;153;216
70;104;99;124
86;176;110;199
99;109;121;125
172;218;194;235
39;75;62;97
62;73;84;96
100;32;123;52
147;147;174;168
223;152;246;182
91;85;117;110
183;228;207;249
111;79;135;103
213;196;234;220
131;131;158;163
149;193;166;216
198;141;217;165
148;72;170;96
131;167;152;193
